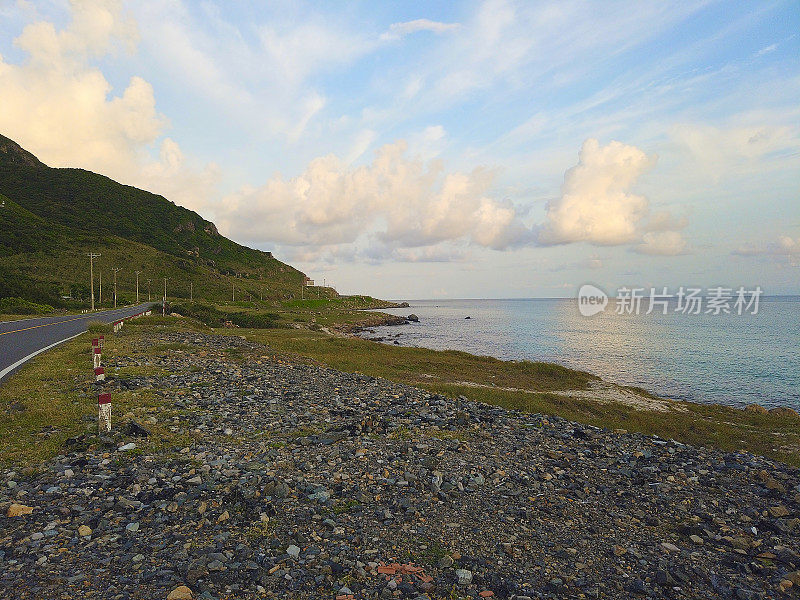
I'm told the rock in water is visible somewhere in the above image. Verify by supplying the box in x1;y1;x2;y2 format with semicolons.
407;314;419;322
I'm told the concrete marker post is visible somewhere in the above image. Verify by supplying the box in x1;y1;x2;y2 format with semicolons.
94;367;105;382
93;346;102;369
98;393;112;433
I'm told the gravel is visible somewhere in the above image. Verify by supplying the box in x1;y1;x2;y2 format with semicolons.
1;331;798;599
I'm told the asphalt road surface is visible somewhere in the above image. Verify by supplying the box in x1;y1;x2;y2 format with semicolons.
0;303;154;383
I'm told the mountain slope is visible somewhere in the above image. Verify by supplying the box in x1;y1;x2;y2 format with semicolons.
0;134;311;306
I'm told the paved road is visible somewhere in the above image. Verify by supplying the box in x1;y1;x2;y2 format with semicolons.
0;303;154;383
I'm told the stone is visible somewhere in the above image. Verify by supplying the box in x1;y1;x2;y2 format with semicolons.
455;569;472;585
167;586;194;600
7;503;34;517
125;420;151;437
689;534;704;545
407;314;419;322
286;544;301;558
660;542;680;553
118;443;136;451
769;505;790;518
78;525;92;537
126;522;140;533
744;404;768;415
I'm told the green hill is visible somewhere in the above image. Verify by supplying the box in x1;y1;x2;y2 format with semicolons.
0;134;318;307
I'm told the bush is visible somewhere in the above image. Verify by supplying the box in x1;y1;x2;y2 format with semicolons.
87;320;112;333
0;297;54;315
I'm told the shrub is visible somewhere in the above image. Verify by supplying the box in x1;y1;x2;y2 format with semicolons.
0;297;54;315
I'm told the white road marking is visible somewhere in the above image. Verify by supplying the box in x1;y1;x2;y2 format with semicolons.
0;331;85;382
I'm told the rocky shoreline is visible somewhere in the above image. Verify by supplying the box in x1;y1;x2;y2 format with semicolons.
2;331;799;599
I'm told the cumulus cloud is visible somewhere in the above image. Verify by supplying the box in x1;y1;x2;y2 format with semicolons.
217;140;533;252
381;19;460;41
537;139;689;254
0;0;219;213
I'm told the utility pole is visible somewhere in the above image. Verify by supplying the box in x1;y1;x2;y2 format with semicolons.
190;282;193;302
87;253;100;311
111;268;122;308
146;279;152;302
232;282;235;302
135;270;141;304
162;277;167;316
99;270;102;305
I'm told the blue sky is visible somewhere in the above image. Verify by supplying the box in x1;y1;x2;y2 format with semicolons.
1;0;798;298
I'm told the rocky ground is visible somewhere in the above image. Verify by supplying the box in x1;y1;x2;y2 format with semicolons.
2;331;799;599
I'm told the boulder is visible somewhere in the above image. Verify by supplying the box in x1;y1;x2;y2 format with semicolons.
407;314;419;322
744;403;768;415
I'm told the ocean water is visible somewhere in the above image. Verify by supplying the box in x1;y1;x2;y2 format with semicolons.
362;297;800;409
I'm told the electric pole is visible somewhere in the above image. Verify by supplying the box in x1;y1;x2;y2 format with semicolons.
111;268;122;308
190;282;193;302
87;253;100;311
232;282;235;302
162;277;167;316
135;270;141;304
99;270;102;305
146;279;152;302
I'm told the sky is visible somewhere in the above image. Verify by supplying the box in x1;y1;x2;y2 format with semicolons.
1;0;798;299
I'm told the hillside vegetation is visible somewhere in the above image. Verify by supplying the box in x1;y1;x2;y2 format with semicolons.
0;134;329;307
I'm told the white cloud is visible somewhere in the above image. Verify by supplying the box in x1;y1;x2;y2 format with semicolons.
539;138;654;245
778;236;800;255
671;123;797;180
0;0;159;173
0;0;219;214
734;235;800;266
538;138;689;253
755;43;777;57
380;19;460;41
217;140;532;252
635;231;689;256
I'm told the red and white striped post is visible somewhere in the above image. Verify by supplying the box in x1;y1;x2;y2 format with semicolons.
98;393;112;433
93;346;102;369
98;335;104;347
94;366;105;382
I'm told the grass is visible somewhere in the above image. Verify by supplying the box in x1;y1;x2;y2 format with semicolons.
235;328;597;392
0;314;206;467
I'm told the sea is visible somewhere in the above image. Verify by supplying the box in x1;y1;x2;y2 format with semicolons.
362;297;800;410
